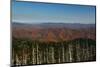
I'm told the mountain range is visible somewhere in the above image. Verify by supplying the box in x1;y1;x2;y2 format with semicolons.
12;22;96;42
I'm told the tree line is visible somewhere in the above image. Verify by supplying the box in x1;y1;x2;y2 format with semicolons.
12;37;96;66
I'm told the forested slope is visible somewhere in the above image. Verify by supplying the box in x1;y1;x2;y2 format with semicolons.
12;38;96;66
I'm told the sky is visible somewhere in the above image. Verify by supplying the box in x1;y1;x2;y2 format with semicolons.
12;0;96;24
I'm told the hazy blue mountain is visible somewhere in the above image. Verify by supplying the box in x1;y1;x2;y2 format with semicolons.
12;22;95;29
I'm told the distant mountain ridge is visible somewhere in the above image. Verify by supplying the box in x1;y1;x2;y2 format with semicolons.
12;22;96;42
12;22;95;29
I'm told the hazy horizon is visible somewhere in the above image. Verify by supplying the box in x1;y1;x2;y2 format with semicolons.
12;1;96;24
13;21;95;25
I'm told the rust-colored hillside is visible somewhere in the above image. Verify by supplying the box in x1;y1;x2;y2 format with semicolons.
12;23;96;42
